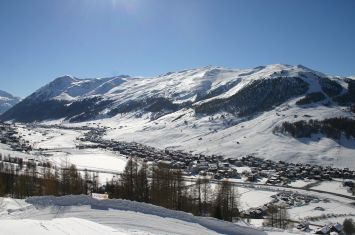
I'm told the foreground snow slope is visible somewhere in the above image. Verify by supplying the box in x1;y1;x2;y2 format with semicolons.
0;195;266;235
0;218;126;235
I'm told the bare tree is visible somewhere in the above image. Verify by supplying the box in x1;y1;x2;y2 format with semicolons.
213;180;240;222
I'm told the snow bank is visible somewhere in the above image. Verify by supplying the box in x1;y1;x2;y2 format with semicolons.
26;195;266;235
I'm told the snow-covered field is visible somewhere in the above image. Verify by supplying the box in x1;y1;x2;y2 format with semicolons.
47;149;127;173
238;188;277;211
47;149;127;184
288;179;316;188
6;125;128;183
288;200;355;225
16;125;84;149
310;179;354;197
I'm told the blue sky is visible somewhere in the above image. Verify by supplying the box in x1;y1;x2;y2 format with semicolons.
1;0;355;97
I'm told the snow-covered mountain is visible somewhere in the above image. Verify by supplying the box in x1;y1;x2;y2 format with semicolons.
0;90;21;114
1;64;353;122
1;64;355;168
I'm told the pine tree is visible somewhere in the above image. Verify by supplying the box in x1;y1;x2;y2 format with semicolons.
121;157;138;200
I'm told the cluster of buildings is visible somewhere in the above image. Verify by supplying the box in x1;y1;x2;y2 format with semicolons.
296;221;345;234
270;191;320;207
239;156;355;184
77;127;355;186
80;129;243;178
241;191;320;219
0;123;32;152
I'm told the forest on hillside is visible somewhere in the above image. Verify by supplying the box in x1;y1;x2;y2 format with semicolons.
274;117;355;140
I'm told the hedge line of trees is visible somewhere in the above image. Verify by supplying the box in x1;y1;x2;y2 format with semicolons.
106;158;240;221
0;156;240;222
0;156;99;198
274;117;355;140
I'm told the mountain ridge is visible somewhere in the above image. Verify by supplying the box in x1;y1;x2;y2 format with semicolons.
2;64;352;123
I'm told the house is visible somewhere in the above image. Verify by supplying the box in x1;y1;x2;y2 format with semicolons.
330;223;343;233
314;225;330;234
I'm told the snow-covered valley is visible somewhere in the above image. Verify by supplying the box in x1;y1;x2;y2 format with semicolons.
0;64;354;234
2;64;354;169
0;123;354;234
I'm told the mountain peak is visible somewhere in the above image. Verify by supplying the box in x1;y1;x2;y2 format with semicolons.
0;90;15;99
0;90;21;114
52;75;77;84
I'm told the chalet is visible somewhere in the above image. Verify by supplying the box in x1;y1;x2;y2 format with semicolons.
330;223;343;233
208;163;218;172
219;162;230;170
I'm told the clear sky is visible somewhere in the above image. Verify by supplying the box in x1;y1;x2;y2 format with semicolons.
1;0;355;97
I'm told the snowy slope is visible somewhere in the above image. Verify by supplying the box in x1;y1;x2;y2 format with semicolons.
98;102;355;169
0;218;125;235
0;90;21;114
30;75;129;101
0;195;267;235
